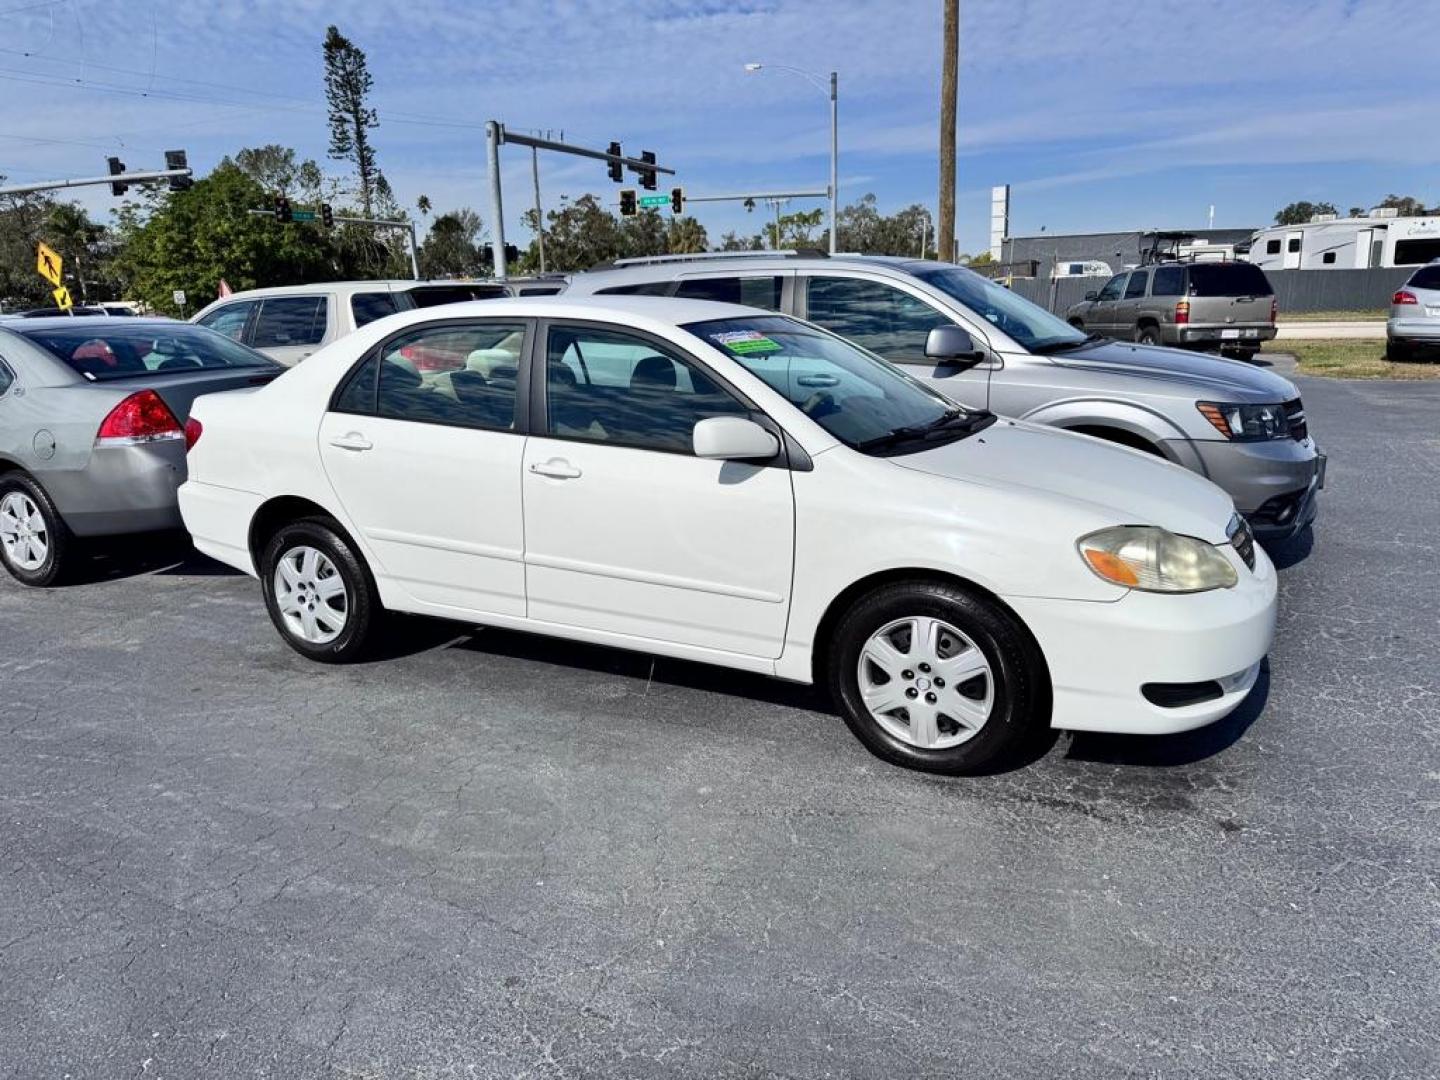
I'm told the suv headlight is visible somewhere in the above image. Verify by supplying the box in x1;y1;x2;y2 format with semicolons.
1078;526;1238;593
1196;401;1288;441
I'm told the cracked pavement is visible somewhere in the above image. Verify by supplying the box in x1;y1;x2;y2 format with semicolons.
1;371;1436;1078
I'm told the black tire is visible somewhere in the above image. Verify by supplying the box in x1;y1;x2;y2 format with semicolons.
0;472;71;587
259;517;380;663
1386;338;1415;363
827;580;1049;775
1136;324;1163;346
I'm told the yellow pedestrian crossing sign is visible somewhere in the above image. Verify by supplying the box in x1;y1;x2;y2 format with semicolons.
36;242;63;287
52;285;73;311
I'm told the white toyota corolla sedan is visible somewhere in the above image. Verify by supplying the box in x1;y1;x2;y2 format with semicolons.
179;296;1276;774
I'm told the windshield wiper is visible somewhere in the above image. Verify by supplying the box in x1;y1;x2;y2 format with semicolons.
1031;332;1106;355
856;408;995;453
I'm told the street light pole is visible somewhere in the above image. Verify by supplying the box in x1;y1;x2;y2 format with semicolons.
745;62;839;254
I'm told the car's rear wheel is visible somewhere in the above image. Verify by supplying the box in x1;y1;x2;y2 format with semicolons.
1387;338;1416;362
260;518;379;663
1136;324;1163;346
0;474;70;587
827;580;1048;774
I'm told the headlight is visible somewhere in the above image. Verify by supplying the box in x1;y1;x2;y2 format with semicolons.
1077;526;1238;593
1196;401;1288;441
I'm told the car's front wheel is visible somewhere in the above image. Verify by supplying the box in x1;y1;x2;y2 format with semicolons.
0;473;70;587
827;580;1049;774
260;518;380;662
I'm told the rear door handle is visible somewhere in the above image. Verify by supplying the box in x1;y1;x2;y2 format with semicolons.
329;432;373;451
529;458;581;479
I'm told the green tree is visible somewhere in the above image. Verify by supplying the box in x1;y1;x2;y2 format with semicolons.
718;230;764;251
420;208;484;277
113;161;336;315
834;194;933;255
323;24;382;217
1274;200;1337;225
664;216;709;254
1376;193;1436;216
0;184;59;308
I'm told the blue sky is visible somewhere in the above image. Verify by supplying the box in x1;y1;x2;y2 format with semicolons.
2;0;1437;256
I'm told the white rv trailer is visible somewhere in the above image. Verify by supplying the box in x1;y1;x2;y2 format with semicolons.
1248;210;1440;271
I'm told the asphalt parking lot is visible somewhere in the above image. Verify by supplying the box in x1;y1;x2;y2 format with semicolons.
2;370;1436;1079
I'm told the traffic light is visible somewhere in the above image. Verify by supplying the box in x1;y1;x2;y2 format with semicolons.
107;156;128;196
274;194;292;223
320;203;334;228
638;150;657;191
619;189;637;217
504;243;519;264
670;187;684;214
164;150;192;191
607;141;623;183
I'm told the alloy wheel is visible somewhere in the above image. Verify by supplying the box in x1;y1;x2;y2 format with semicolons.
0;492;49;572
273;544;349;644
856;615;994;749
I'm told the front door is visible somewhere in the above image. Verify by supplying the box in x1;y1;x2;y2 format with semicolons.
318;319;530;615
521;322;795;659
1087;273;1126;335
800;273;991;410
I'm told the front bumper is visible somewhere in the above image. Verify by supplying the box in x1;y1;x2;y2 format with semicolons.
1180;325;1277;346
1166;435;1325;540
1005;543;1277;735
42;440;186;537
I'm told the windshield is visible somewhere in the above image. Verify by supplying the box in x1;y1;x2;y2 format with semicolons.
910;264;1087;351
19;323;280;381
685;315;985;453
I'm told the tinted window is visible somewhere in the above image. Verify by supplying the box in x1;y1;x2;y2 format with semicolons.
545;326;747;453
805;277;952;362
673;276;783;310
1151;265;1184;296
1395;239;1440;265
196;300;255;342
1287;238;1301;253
407;284;506;307
1186;264;1274;297
1265;239;1282;254
518;286;562;296
374;322;525;431
1322;251;1336;264
1406;265;1440;289
690;315;980;453
594;282;675;297
333;354;378;414
19;324;279;380
252;296;327;348
351;291;400;328
1123;271;1149;299
1096;275;1125;301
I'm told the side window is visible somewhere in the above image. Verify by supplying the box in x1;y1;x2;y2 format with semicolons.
674;276;783;311
593;282;675;297
1096;274;1126;301
375;322;525;431
351;292;400;328
544;326;747;453
1123;270;1149;299
196;300;255;342
1321;251;1337;265
0;359;12;395
1265;239;1282;255
1150;265;1184;296
1287;238;1301;253
804;277;951;362
518;286;562;296
252;296;328;348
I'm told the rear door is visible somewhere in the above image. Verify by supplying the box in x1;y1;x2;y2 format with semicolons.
1186;263;1275;333
1116;269;1150;338
250;295;331;365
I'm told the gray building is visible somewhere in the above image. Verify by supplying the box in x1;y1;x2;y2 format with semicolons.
998;228;1257;280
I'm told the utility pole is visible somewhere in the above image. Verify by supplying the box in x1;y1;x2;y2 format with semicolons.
531;145;547;274
937;0;959;264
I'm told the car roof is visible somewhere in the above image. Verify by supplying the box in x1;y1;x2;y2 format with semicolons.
565;253;932;291
2;316;186;331
203;280;508;302
344;294;780;334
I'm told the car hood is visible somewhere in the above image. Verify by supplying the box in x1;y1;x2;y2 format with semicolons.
892;418;1236;542
1045;339;1298;401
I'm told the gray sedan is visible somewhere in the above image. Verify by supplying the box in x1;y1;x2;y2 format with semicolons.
0;318;282;585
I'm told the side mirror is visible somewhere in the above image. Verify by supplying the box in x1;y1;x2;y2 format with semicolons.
1084;290;1099;301
924;325;985;369
693;416;780;461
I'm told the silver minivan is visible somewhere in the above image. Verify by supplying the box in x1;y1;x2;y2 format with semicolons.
563;253;1323;541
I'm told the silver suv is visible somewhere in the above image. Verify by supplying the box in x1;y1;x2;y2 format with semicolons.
563;253;1323;540
1066;261;1278;359
1387;261;1440;361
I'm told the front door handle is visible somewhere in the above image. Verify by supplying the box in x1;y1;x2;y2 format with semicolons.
529;458;581;479
329;432;373;451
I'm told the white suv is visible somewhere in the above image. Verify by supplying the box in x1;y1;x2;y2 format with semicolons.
179;295;1275;775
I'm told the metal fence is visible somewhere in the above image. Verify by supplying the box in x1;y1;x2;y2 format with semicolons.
1008;267;1410;316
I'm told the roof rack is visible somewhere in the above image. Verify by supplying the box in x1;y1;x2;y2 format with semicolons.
598;248;830;270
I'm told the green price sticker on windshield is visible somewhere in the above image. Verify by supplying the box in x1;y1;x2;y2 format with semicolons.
712;330;781;355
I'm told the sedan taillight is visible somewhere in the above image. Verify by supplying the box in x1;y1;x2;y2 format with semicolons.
95;390;184;447
184;417;203;451
1393;290;1418;305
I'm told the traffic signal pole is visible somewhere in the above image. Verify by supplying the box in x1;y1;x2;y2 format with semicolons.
0;167;192;197
247;209;420;279
485;121;676;279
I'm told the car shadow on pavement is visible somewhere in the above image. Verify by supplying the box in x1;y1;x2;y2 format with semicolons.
68;532;243;584
1263;524;1314;570
445;623;826;712
1061;662;1270;768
